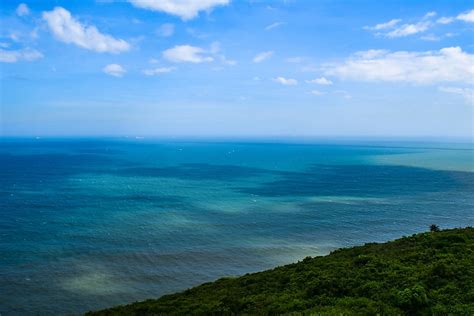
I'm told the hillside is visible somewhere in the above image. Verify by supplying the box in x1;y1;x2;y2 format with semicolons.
88;227;474;315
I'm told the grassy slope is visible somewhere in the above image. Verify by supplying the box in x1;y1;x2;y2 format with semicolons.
88;228;474;315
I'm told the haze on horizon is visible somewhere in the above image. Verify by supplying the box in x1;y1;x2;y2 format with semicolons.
0;0;473;139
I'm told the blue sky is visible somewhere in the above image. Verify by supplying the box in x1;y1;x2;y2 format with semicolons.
0;0;473;138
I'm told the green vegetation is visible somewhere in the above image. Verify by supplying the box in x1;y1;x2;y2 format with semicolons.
88;227;474;315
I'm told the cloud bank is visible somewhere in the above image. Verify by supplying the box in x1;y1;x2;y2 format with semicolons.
103;64;126;77
273;77;297;86
457;9;474;23
306;77;333;85
143;67;175;76
43;7;130;53
128;0;230;20
253;51;273;63
325;47;474;85
162;45;214;63
0;48;43;63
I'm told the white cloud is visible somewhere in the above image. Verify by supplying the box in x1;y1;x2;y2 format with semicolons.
439;86;474;105
363;19;401;31
424;11;437;19
16;3;30;17
162;45;213;63
310;90;324;96
156;23;174;37
273;77;297;86
420;34;440;41
436;9;474;25
368;9;473;38
365;12;438;38
42;7;130;53
326;47;474;85
103;64;126;77
437;16;454;24
386;20;431;37
128;0;229;20
0;48;43;63
265;22;284;31
354;49;388;59
421;32;456;41
306;77;333;85
457;9;474;22
161;42;234;65
253;51;273;63
143;67;175;75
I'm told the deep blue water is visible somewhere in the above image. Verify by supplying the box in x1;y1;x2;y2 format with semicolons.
0;138;473;315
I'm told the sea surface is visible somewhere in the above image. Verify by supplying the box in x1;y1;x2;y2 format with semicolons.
1;138;473;315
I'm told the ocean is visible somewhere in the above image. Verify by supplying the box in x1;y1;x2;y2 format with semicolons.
1;138;473;315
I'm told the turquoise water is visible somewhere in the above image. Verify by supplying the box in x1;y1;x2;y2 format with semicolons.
1;138;473;315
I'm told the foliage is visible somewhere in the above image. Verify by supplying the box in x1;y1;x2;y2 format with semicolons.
87;227;474;315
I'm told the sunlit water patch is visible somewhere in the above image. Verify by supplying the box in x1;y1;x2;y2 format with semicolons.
370;143;474;172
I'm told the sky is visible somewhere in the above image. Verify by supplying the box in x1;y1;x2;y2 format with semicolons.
0;0;473;138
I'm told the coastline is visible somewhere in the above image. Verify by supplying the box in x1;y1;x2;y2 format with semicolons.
87;227;474;315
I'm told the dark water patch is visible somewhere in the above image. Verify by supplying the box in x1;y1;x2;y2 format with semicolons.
0;189;195;221
0;153;114;180
239;164;474;197
0;152;113;169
